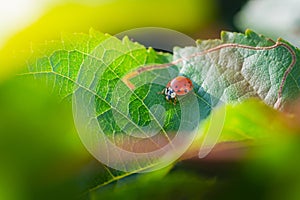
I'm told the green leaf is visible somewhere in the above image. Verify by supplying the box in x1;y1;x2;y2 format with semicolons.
20;29;191;192
19;29;300;194
203;99;295;143
174;29;300;109
174;29;300;158
89;169;214;200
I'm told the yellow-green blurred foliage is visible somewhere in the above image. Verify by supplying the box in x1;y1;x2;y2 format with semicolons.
0;0;217;82
0;78;90;200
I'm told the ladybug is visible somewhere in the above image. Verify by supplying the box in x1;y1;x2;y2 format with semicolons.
162;76;193;104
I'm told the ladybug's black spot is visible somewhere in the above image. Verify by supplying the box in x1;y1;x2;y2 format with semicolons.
175;85;178;88
184;89;188;93
177;89;181;93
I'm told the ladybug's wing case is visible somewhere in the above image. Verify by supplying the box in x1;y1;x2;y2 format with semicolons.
187;79;193;87
170;76;193;96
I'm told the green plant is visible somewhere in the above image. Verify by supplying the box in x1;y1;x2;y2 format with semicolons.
14;29;300;199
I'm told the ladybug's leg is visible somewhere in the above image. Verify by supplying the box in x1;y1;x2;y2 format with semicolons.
173;98;177;105
158;88;166;95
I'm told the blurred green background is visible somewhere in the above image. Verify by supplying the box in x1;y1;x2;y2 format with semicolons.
2;0;300;200
0;0;250;82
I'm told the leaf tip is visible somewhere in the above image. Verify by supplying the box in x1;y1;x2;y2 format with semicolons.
244;29;254;35
220;30;230;41
244;29;262;39
195;39;203;44
277;38;293;46
147;46;154;51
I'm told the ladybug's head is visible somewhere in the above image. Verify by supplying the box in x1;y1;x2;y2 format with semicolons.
165;87;176;100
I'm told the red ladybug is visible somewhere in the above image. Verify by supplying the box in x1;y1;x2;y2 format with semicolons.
163;76;193;104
